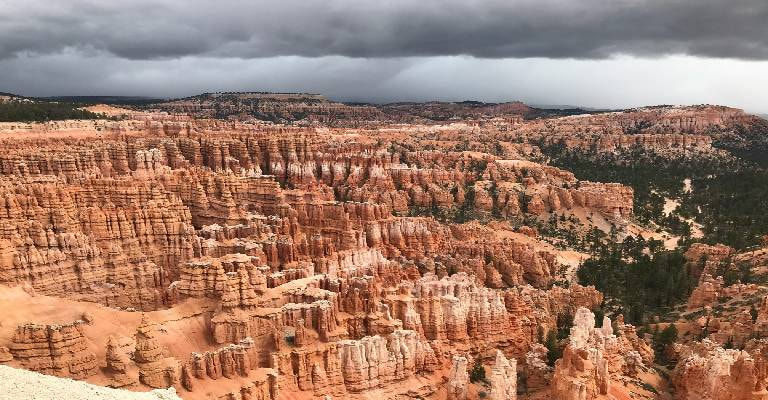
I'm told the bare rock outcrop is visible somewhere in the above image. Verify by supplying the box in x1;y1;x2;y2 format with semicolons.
550;308;650;400
8;321;97;379
488;350;517;400
551;308;611;400
105;335;136;388
134;315;178;389
272;329;436;395
446;355;470;400
685;243;736;282
0;346;11;363
673;339;768;400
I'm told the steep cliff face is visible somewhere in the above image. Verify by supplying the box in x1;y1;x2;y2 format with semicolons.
0;176;197;310
400;273;510;342
182;338;279;400
550;309;612;400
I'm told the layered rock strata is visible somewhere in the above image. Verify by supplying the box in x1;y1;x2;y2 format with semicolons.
8;321;97;379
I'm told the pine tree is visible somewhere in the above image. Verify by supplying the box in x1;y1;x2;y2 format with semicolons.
545;331;561;366
470;360;486;383
751;305;759;322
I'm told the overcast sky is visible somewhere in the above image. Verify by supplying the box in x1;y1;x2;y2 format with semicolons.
2;0;768;112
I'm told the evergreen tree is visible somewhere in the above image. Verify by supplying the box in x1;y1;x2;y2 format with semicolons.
654;323;678;365
470;360;486;383
556;312;574;340
545;330;562;366
659;323;678;345
751;305;759;322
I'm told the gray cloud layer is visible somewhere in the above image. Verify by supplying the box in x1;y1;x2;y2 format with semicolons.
4;52;768;114
3;1;768;113
2;0;768;60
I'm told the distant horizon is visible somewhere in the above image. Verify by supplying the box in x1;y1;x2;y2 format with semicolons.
6;90;767;116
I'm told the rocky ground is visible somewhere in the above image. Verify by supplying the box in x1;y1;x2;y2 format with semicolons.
0;94;766;399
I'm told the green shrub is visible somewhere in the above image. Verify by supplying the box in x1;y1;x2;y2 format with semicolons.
470;361;486;383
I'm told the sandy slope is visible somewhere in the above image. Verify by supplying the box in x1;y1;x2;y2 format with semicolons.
0;285;218;388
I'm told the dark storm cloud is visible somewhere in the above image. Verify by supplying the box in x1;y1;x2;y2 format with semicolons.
2;0;768;60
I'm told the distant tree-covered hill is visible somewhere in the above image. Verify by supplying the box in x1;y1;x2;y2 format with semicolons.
0;100;102;122
41;96;164;106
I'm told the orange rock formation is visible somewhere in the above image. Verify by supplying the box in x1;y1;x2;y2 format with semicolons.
1;100;758;399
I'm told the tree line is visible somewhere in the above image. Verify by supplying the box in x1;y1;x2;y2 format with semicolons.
0;101;102;122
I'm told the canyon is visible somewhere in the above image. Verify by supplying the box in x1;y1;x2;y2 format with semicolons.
0;93;767;400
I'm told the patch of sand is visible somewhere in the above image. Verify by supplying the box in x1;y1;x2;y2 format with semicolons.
82;104;138;116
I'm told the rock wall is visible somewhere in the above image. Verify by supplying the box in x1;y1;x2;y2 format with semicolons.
673;339;768;400
181;338;279;400
8;321;97;379
271;329;437;396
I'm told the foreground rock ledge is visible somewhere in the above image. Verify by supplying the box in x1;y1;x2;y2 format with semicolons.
0;364;182;400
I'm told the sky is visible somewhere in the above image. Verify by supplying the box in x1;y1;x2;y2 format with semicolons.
1;0;768;113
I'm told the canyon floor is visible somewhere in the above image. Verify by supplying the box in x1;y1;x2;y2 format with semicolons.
0;93;767;400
